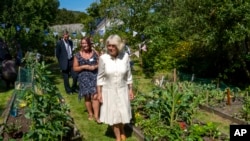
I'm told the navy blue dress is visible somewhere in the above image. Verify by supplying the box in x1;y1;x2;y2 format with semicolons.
75;51;98;99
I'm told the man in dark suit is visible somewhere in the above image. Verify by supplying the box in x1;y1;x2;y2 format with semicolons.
56;30;78;94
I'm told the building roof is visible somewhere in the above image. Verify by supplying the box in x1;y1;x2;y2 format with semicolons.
50;23;84;33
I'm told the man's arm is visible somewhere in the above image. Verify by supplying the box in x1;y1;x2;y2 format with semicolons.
55;40;61;60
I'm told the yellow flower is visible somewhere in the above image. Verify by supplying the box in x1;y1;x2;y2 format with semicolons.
19;101;27;108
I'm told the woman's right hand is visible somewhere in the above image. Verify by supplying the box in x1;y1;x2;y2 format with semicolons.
82;65;96;70
97;93;102;103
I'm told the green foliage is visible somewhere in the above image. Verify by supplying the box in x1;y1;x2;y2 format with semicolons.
139;117;183;141
132;81;204;139
2;121;21;134
186;122;222;140
0;0;59;55
53;8;86;25
131;77;234;140
241;93;250;122
95;0;250;85
21;53;72;140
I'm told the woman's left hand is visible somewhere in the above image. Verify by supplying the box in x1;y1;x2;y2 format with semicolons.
88;65;97;71
129;91;134;100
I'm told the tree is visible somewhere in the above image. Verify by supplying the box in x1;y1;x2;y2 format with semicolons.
0;0;59;56
95;0;250;85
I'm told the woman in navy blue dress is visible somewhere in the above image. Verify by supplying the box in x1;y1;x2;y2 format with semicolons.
73;37;100;123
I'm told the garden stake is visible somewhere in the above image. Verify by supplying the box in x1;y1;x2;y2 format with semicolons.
206;90;209;106
227;88;231;105
159;76;165;87
173;68;176;82
216;78;219;89
18;67;21;82
170;83;175;128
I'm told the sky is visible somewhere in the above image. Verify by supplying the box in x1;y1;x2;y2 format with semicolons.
59;0;97;12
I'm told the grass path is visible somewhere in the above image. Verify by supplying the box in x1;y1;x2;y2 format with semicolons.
0;65;138;141
48;65;139;141
0;85;13;124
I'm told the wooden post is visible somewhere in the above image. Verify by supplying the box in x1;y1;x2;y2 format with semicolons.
18;66;21;82
227;88;231;105
206;90;209;105
173;68;176;83
159;76;165;87
191;73;195;82
217;78;219;89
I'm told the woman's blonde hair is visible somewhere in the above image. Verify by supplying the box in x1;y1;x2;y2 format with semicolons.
105;34;124;52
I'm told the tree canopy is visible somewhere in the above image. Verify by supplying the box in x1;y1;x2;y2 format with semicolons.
0;0;86;57
1;0;250;86
89;0;250;86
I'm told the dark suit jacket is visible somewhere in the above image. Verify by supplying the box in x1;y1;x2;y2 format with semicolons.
56;39;73;70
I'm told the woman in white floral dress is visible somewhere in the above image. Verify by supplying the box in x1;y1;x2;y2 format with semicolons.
97;35;134;141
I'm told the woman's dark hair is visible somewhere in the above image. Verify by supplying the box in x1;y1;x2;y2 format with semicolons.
81;37;92;47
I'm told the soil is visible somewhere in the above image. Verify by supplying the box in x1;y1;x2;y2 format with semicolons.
209;97;246;121
2;108;31;141
132;98;244;140
0;98;82;141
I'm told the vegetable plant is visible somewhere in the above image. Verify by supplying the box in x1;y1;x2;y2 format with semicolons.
19;52;73;140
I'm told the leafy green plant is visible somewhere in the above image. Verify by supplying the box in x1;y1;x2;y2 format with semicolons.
20;53;73;140
241;95;250;122
186;122;222;141
139;117;184;141
2;122;21;135
132;81;204;140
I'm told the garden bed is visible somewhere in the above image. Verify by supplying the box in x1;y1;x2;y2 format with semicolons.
2;108;31;140
199;105;248;125
200;96;249;125
129;121;229;141
0;91;82;141
127;124;145;141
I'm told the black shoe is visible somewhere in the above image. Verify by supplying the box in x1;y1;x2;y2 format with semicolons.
72;89;79;93
66;91;73;95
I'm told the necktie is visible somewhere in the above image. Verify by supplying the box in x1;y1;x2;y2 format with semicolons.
65;41;72;59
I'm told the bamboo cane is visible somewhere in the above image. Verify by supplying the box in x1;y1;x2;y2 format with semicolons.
227;88;231;105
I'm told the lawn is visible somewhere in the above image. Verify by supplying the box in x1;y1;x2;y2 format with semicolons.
0;81;14;124
193;110;231;135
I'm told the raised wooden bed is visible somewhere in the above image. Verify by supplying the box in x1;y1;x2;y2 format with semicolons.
127;124;145;141
0;91;83;141
199;105;248;125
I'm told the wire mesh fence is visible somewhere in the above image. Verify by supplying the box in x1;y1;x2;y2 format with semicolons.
15;67;34;90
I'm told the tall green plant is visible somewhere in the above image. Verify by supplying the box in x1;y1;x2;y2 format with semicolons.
132;81;203;139
21;52;72;140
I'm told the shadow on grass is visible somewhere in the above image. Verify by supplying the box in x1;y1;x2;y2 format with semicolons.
0;106;6;117
0;87;13;121
0;79;14;93
47;62;61;83
104;124;134;139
